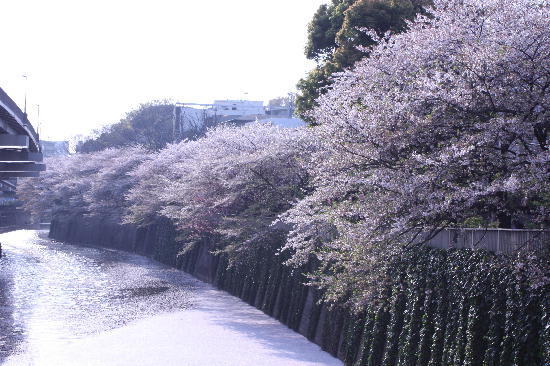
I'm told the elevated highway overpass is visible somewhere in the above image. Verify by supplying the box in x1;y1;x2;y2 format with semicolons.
0;87;45;179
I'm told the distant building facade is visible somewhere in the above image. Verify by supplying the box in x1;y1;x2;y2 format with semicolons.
173;99;305;141
210;100;264;116
40;140;69;157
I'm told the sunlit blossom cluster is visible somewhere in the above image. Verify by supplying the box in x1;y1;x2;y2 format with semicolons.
127;123;318;260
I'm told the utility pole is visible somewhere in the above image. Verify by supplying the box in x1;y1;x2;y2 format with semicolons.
22;75;28;117
36;104;40;136
173;103;181;143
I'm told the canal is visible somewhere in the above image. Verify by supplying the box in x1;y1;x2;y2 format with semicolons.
0;230;341;366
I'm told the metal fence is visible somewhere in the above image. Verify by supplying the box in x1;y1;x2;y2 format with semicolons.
423;228;550;254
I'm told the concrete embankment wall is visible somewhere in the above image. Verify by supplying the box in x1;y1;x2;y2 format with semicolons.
0;208;30;228
50;216;550;366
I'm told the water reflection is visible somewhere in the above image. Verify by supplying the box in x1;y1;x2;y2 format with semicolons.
0;230;195;363
0;254;23;363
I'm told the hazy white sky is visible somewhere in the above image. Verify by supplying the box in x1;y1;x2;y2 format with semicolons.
0;0;327;141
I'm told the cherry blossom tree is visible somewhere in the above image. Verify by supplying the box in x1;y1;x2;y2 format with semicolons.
123;140;200;226
283;0;550;306
85;146;151;220
18;156;76;221
18;147;150;222
18;153;98;219
126;123;318;263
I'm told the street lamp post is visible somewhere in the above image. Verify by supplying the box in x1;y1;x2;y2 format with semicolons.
22;75;28;117
36;104;40;136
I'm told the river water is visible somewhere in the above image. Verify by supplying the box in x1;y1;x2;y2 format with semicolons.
0;230;341;366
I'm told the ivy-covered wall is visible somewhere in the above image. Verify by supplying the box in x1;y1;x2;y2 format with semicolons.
49;216;549;366
341;249;549;366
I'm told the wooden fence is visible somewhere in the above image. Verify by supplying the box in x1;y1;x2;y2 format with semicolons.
423;228;549;254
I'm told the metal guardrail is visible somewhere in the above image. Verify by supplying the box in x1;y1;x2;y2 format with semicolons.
424;228;549;254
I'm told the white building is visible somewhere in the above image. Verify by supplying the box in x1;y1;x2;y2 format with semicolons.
173;99;305;141
40;140;69;157
209;100;265;117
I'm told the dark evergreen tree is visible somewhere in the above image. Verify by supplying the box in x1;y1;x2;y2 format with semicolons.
296;0;430;123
